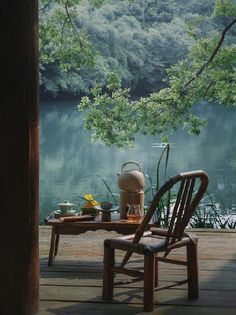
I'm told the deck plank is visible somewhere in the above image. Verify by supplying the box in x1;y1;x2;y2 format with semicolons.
38;227;236;315
37;302;236;315
40;285;236;307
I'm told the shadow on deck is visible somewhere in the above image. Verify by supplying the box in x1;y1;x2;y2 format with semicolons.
38;227;236;315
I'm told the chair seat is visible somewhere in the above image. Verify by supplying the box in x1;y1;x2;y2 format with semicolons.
105;233;166;255
105;230;195;256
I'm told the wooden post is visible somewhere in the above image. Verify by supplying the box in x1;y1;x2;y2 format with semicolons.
0;1;39;315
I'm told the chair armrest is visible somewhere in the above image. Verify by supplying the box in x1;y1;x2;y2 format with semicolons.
183;231;198;244
151;228;198;245
104;238;136;251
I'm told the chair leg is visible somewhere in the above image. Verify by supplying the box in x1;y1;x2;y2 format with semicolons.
143;254;155;312
102;245;115;301
154;257;158;288
187;240;199;299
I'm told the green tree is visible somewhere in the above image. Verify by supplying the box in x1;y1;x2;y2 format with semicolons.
39;1;236;148
78;0;236;147
39;0;191;96
39;0;100;95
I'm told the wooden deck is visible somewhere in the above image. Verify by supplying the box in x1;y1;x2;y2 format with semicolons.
38;227;236;314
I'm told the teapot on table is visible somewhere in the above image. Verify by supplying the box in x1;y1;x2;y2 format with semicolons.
118;161;145;192
118;161;145;219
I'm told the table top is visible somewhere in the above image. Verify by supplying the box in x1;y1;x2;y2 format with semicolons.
44;210;145;227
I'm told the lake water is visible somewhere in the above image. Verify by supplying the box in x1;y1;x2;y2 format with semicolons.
40;99;236;223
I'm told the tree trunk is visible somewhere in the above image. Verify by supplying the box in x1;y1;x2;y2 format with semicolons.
0;1;39;314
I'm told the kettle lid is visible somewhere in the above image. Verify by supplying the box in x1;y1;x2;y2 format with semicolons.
58;200;74;207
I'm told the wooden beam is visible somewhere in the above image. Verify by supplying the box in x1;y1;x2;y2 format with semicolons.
0;1;39;315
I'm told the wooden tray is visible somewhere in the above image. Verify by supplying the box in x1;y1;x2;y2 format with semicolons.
59;215;95;222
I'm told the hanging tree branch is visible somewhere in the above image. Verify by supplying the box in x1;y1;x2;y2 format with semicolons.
121;16;236;121
39;0;53;11
63;0;83;48
184;17;236;89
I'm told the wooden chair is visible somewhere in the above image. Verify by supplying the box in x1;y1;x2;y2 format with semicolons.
102;170;209;312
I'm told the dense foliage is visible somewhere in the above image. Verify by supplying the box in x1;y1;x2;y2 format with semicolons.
40;0;215;96
40;0;236;148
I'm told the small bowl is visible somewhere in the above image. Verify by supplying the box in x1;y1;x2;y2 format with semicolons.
100;201;113;210
58;200;74;214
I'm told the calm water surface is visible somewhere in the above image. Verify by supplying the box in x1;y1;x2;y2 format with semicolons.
39;100;236;222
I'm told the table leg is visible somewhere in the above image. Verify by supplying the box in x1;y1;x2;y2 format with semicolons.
48;225;57;266
55;233;60;256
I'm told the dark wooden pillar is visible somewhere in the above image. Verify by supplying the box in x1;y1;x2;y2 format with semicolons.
0;1;39;315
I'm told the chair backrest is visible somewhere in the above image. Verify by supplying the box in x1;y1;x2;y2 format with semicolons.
120;170;209;267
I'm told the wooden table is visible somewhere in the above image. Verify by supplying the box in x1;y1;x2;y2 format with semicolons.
44;212;146;266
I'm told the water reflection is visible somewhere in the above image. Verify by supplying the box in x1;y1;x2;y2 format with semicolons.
40;100;236;222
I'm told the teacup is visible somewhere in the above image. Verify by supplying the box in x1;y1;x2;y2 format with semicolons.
100;201;113;210
58;200;74;214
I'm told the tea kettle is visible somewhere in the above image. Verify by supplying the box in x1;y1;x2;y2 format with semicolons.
118;161;145;219
118;161;145;192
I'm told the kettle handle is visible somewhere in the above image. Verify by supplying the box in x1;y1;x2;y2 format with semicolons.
121;160;142;172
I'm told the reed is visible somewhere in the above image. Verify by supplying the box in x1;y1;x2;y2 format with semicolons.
144;143;172;226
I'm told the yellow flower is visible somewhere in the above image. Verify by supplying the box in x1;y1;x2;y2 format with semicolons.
83;194;100;208
84;194;94;201
90;200;99;206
